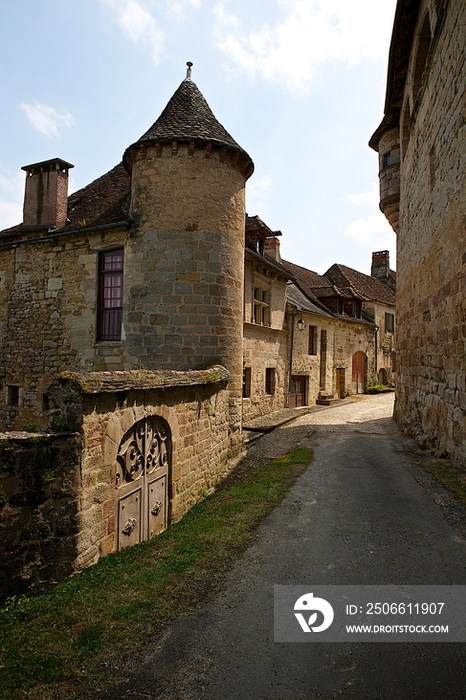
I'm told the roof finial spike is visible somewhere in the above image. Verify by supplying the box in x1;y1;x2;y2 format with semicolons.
186;62;193;80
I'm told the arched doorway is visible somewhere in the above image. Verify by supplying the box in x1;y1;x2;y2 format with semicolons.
352;352;367;394
378;368;388;385
115;416;171;551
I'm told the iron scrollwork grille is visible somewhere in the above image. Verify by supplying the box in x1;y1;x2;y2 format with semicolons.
116;417;169;489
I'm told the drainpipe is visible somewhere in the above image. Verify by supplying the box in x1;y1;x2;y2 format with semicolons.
288;313;296;405
374;325;379;380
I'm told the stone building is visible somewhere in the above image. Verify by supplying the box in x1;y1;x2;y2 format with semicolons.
370;0;466;464
282;258;378;402
0;66;255;597
242;216;294;421
0;63;396;597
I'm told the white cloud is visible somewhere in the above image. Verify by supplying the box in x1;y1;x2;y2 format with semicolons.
165;0;202;22
0;172;24;229
249;174;272;197
213;0;397;91
213;2;238;27
101;0;165;62
18;102;75;139
345;182;379;208
343;183;395;253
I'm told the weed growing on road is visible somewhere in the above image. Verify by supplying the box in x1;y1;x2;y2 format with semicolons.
422;459;466;506
0;447;312;700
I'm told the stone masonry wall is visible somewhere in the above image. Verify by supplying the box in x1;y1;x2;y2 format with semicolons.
127;142;247;453
0;370;232;600
291;315;375;400
395;0;466;464
0;226;128;431
0;433;81;603
242;324;288;421
77;380;231;561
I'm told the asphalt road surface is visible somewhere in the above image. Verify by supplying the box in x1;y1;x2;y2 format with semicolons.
101;394;466;700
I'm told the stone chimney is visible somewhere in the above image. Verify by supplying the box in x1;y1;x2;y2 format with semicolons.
264;235;281;262
21;158;74;229
371;250;390;281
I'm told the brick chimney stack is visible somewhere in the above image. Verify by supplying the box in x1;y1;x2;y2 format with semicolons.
22;158;74;229
371;250;390;282
264;235;281;262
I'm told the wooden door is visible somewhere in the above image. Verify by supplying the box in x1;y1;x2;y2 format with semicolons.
352;352;366;394
115;416;170;551
289;376;306;408
336;368;345;398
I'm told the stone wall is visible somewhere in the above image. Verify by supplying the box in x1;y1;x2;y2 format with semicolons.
0;225;129;431
0;367;234;601
0;433;81;602
291;315;375;400
393;0;466;463
242;324;288;421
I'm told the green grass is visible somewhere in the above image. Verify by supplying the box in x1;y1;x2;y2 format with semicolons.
366;384;394;394
421;458;466;506
0;447;312;700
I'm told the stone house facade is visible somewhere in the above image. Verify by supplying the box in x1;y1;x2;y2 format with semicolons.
370;0;466;464
242;216;293;421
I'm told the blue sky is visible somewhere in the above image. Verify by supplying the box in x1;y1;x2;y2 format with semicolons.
0;0;397;275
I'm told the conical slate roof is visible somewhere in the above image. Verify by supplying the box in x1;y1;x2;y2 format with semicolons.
123;77;253;172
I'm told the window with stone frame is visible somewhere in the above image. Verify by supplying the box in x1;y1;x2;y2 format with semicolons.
308;325;317;355
265;367;275;395
243;367;251;398
97;248;124;341
385;312;395;334
253;286;271;326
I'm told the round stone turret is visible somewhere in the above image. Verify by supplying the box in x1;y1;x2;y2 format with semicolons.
122;67;254;450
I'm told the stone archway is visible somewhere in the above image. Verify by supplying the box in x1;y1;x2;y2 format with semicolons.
378;368;388;385
115;415;171;551
352;351;367;394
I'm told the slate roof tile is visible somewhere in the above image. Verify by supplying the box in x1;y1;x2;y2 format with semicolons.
123;78;253;172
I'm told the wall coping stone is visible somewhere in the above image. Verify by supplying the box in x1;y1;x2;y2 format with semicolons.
55;365;230;394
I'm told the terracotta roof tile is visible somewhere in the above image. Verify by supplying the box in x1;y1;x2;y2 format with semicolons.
0;162;131;239
286;283;334;318
325;263;396;306
281;260;336;298
65;162;131;231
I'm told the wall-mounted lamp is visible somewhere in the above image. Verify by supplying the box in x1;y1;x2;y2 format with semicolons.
297;317;305;332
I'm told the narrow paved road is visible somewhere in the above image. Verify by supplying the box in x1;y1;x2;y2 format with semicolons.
102;394;466;700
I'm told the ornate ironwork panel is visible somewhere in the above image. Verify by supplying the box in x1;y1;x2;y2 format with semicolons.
115;416;170;551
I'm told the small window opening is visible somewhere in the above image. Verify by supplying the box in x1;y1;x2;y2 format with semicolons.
243;368;251;398
8;386;19;407
265;368;275;395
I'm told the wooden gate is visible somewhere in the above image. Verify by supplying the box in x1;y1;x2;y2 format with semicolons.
289;375;306;408
115;416;170;551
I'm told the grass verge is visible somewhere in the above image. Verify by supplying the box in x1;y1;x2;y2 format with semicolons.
421;458;466;507
0;447;312;700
